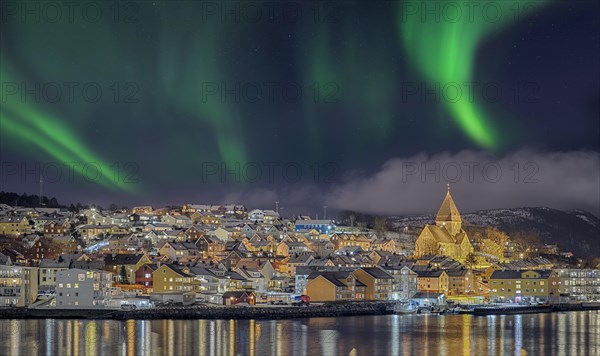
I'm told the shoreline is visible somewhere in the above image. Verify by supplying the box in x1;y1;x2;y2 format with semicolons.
1;302;599;320
0;301;395;320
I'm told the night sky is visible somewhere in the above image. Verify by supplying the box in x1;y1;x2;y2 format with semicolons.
1;1;598;216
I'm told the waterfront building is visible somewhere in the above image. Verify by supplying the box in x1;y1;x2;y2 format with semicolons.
55;268;112;307
38;257;70;292
135;264;159;293
104;253;151;284
489;269;560;303
353;267;394;300
446;268;475;295
380;265;418;300
306;271;366;302
188;265;230;296
556;269;600;301
0;265;38;306
222;291;256;305
416;270;449;294
152;264;200;293
411;292;446;307
235;267;267;294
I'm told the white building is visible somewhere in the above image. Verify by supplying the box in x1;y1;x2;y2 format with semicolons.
557;269;600;301
0;265;39;307
55;269;113;308
248;209;265;222
380;265;418;301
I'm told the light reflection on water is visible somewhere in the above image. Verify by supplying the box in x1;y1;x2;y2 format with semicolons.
0;311;598;355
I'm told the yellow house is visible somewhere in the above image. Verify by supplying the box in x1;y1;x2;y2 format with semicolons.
200;214;221;225
306;271;366;302
248;240;278;254
330;234;372;251
416;270;449;294
446;268;475;295
79;225;128;239
0;217;30;236
371;239;396;253
152;264;200;293
414;187;473;262
276;242;291;257
353;267;394;300
489;269;560;303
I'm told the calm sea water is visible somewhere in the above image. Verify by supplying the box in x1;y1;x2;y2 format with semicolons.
0;311;598;355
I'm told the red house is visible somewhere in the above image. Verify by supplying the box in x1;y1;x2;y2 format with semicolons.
135;264;158;293
222;291;256;306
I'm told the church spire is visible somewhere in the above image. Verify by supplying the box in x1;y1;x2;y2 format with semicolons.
436;184;461;223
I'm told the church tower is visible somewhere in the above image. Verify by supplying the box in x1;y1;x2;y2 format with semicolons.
435;184;462;237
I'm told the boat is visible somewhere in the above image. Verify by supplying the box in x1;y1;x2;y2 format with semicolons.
582;301;600;309
417;307;432;314
472;304;552;316
440;307;461;314
394;301;418;314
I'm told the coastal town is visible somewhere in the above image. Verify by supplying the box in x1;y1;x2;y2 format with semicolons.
0;188;599;315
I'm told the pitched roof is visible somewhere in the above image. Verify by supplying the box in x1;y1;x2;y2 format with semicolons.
336;246;364;254
188;266;216;277
222;291;254;298
225;271;247;280
295;220;335;225
161;264;193;276
0;253;12;266
490;270;522;279
288;254;313;264
358;267;394;279
104;254;146;265
307;271;365;287
415;270;446;278
423;225;456;244
1;248;24;259
308;271;347;287
70;260;105;270
165;241;198;250
39;258;71;268
445;268;470;277
435;189;461;223
412;292;445;298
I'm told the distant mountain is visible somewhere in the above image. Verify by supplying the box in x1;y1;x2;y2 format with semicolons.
390;207;600;258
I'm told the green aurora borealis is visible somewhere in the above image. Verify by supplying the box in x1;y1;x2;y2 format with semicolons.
399;1;544;150
0;0;597;202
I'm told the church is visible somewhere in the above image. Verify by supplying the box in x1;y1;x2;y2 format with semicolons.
414;186;474;262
